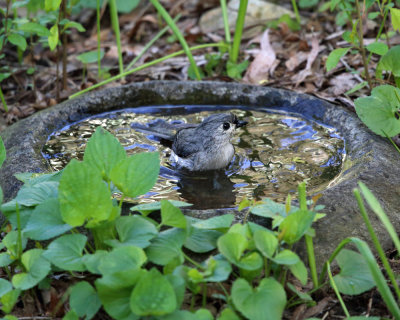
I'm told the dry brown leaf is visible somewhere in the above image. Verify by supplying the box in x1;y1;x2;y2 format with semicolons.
243;29;276;84
292;36;320;86
328;73;359;96
285;51;309;72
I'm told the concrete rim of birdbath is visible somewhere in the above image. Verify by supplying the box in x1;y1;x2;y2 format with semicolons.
1;81;399;263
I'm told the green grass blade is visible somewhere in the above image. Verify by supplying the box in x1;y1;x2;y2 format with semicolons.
327;262;350;318
358;182;400;254
149;0;201;80
220;0;231;43
96;0;102;78
109;0;124;75
0;86;8;112
230;0;248;63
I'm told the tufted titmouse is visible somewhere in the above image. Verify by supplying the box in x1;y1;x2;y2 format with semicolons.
131;113;247;171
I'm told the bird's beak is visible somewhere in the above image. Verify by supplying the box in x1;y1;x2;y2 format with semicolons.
235;120;248;128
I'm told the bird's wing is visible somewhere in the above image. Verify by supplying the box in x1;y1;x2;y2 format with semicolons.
172;128;201;158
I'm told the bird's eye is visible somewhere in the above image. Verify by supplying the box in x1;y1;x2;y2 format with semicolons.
223;122;230;130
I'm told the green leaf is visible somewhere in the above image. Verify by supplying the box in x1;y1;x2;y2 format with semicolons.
48;25;58;51
110;152;160;198
333;249;375;295
278;210;315;244
70;281;101;320
217;232;263;271
8;33;27;51
377;45;400;77
184;226;221;253
218;308;240;320
299;0;318;8
232;278;286;320
130;268;177;316
192;214;234;230
272;249;300;265
354;85;400;137
62;21;86;32
0;279;12;298
77;49;104;64
96;280;139;320
368;11;380;20
24;198;71;240
391;8;400;31
203;257;232;282
146;228;186;265
0;136;5;169
12;249;51;290
161;199;187;229
82;250;108;274
289;260;308;285
1;289;21;314
226;60;249;79
345;81;368;95
0;253;13;267
13;181;58;207
59;159;113;227
130;200;192;215
366;42;388;56
45;0;61;11
251;198;294;218
326;48;350;71
18;22;50;36
105;215;158;248
287;282;312;301
254;229;278;258
43;234;87;271
83;127;126;180
63;310;79;320
115;0;140;13
3;231;27;258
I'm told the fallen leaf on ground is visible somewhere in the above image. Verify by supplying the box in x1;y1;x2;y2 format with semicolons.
292;36;320;86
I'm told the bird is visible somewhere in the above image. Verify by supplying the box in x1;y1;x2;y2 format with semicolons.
131;113;247;171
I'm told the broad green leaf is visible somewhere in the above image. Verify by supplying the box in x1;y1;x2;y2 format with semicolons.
0;279;12;297
377;46;400;77
254;229;278;258
226;60;249;79
24;198;71;240
62;21;85;32
354;85;400;137
96;280;139;320
333;249;375;295
83;126;126;180
116;0;140;13
0;253;13;267
130;200;191;215
130;268;176;316
1;289;21;314
63;310;79;320
368;11;380;20
184;226;221;253
0;136;5;168
48;25;58;50
391;8;400;31
278;210;315;244
161;310;213;320
13;181;58;207
77;50;104;64
218;308;240;320
82;250;108;274
97;246;146;289
105;215;158;248
18;22;50;36
192;214;234;230
45;0;61;11
8;33;27;51
326;48;350;71
3;231;27;258
3;207;34;231
299;0;318;8
165;274;186;309
232;278;286;320
70;281;101;320
287;283;312;301
161;199;187;229
110;152;160;198
146;228;186;266
289;259;308;285
59;159;113;227
251;198;295;218
366;42;388;56
12;249;51;290
272;249;300;265
43;234;87;271
202;257;232;282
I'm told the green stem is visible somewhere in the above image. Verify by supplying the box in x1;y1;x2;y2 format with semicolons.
305;234;318;288
327;262;350;318
109;0;124;75
291;0;301;25
0;86;8;112
15;203;23;260
383;130;400;155
183;253;205;270
70;43;227;99
149;0;201;80
354;189;400;301
355;0;373;91
96;0;102;78
126;14;181;70
230;0;248;63
220;0;231;43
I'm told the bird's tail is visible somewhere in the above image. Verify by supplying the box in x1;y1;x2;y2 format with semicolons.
130;119;177;141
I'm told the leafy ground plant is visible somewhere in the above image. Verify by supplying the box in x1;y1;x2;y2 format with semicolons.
0;129;399;319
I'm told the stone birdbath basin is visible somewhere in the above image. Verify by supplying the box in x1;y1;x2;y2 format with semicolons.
1;81;399;263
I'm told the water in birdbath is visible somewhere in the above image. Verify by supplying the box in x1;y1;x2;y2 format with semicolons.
42;106;345;209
